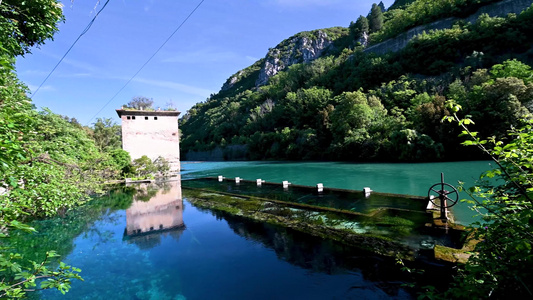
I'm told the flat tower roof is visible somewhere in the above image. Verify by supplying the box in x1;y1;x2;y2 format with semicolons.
116;109;181;117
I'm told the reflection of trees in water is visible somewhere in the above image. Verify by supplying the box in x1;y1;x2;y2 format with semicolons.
132;186;159;202
83;212;123;250
216;212;399;275
127;181;175;202
210;209;454;298
6;185;136;268
106;186;136;209
35;181;185;299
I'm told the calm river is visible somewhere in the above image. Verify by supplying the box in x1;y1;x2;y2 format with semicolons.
17;161;491;299
181;160;493;225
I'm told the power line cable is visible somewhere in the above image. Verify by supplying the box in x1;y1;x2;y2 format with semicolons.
31;0;111;99
85;0;206;125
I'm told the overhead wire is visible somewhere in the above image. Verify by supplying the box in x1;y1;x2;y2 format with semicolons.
85;0;206;125
31;0;111;99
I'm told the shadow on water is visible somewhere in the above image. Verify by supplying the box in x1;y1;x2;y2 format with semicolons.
207;209;410;296
193;207;456;299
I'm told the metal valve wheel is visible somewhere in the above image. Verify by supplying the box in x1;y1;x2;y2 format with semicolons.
428;182;459;208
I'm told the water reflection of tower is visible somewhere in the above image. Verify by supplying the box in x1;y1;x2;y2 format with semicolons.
123;176;185;249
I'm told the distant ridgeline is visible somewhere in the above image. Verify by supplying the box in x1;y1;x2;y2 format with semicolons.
180;0;533;162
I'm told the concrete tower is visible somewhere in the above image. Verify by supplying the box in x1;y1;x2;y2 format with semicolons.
116;109;180;173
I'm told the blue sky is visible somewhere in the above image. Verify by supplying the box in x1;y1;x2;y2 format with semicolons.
16;0;394;126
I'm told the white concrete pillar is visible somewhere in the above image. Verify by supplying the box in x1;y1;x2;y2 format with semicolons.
283;181;290;189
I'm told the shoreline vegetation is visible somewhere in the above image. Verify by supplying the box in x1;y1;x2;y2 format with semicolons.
1;0;532;298
181;1;533;162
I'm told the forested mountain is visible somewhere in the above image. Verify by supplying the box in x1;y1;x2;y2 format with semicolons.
180;0;533;161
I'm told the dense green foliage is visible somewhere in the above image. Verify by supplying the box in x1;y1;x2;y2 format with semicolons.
0;1;129;297
129;155;171;180
0;63;124;296
368;3;384;33
91;117;122;151
388;0;416;10
435;104;533;298
181;2;533;162
372;0;502;44
0;0;64;56
349;16;369;40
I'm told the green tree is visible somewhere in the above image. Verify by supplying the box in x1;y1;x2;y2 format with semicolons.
388;128;443;161
0;0;64;56
329;91;388;159
153;156;171;177
124;96;154;110
411;94;456;147
350;15;369;38
464;76;532;138
377;1;386;13
92;117;122;151
110;149;132;177
0;60;31;172
0;78;100;298
130;155;156;179
368;3;384;33
490;59;533;84
282;87;333;128
388;0;416;10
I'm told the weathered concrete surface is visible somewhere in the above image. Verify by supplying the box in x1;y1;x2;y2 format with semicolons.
117;109;181;172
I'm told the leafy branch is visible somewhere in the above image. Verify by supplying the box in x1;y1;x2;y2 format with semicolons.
0;249;82;298
443;100;532;203
440;100;533;298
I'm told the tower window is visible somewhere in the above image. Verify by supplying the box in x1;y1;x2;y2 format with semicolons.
154;117;158;120
127;116;131;120
145;116;148;120
132;116;136;120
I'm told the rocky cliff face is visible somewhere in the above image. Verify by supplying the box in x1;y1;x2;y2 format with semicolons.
221;0;529;93
221;70;244;91
255;30;334;86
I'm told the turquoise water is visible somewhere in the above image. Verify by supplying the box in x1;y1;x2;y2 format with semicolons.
10;161;489;299
182;178;465;250
182;178;429;214
181;161;494;225
28;179;417;299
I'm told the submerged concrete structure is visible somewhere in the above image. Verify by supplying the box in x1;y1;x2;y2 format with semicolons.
116;109;180;172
